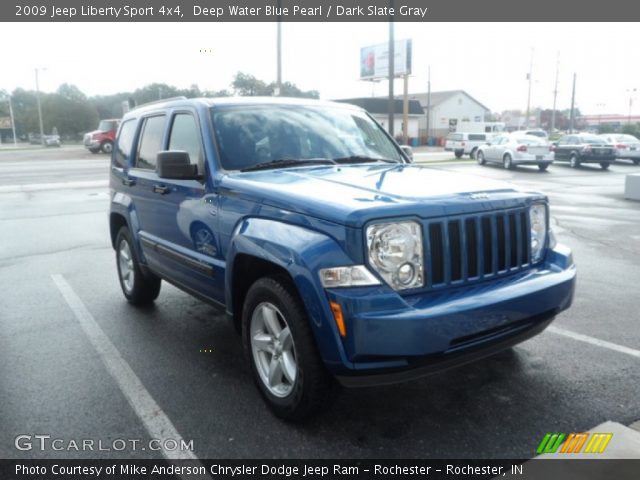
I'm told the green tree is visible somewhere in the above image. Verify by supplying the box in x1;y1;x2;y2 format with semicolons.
232;72;272;96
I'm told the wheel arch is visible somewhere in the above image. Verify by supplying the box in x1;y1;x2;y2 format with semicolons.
109;212;128;249
225;217;355;371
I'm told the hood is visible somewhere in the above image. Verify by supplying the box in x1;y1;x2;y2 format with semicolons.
221;164;543;227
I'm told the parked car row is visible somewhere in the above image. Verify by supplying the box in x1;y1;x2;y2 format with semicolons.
470;132;640;172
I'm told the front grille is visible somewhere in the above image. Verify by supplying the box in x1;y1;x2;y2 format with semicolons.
425;209;530;288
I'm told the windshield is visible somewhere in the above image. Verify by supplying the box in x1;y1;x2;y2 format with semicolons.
211;104;404;170
98;120;114;132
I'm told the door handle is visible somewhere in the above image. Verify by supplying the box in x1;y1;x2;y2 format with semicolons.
153;184;170;195
122;178;135;186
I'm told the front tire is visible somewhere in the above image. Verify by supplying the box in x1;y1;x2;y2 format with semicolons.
538;163;549;171
600;162;610;170
570;154;580;168
101;141;114;154
115;226;161;306
633;159;640;165
477;150;486;165
503;154;514;170
469;148;477;159
242;276;334;421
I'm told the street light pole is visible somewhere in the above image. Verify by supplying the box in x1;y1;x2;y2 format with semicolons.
35;67;45;146
8;95;17;147
627;88;637;125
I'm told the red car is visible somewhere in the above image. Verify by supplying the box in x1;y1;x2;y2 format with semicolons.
83;119;120;154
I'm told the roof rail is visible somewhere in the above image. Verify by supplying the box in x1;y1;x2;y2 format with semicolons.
134;96;188;109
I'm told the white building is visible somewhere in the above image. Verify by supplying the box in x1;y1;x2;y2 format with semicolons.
406;90;491;140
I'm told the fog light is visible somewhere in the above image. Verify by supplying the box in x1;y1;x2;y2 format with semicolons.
397;262;415;285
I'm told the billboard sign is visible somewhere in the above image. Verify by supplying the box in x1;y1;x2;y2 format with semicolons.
360;39;412;80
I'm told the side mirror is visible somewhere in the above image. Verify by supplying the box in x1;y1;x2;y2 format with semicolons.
156;151;199;179
400;145;414;163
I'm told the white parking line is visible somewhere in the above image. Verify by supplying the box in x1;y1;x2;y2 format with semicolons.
51;274;205;468
548;325;640;360
0;180;108;193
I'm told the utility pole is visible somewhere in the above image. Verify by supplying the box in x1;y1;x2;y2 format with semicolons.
387;3;395;137
276;5;282;96
35;67;45;146
525;48;533;129
551;52;559;134
402;74;409;144
426;66;431;142
569;73;576;133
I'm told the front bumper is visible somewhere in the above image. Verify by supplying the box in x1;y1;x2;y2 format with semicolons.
324;245;576;385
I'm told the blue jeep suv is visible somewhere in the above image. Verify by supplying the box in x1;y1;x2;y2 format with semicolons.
109;97;576;420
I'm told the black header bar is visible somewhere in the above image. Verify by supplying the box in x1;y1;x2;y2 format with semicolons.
3;0;640;22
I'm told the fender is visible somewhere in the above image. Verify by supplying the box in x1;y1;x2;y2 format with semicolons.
110;190;145;263
226;217;356;371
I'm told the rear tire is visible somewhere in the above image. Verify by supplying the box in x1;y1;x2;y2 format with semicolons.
477;150;486;165
538;163;549;171
115;226;161;306
454;150;463;159
633;159;640;165
600;162;610;170
469;148;477;160
89;148;100;154
242;276;334;421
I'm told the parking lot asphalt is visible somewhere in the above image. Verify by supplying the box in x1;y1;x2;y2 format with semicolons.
1;146;639;460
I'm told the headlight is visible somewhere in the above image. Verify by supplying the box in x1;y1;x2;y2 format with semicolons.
319;266;380;288
366;221;424;290
529;204;548;262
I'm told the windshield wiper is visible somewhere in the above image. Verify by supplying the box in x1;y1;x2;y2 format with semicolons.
240;158;337;172
332;155;400;165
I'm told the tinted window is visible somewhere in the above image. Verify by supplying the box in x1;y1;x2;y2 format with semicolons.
468;134;486;141
136;115;166;170
168;114;203;166
114;119;137;168
447;133;463;141
212;105;403;170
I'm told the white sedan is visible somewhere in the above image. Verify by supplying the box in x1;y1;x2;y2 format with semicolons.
598;133;640;165
476;133;554;171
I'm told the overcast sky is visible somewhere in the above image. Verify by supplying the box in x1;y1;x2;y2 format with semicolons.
2;22;638;115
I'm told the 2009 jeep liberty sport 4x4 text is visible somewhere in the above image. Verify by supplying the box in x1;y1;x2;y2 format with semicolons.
109;97;576;420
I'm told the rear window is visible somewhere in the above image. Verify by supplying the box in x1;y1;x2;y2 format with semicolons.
525;130;547;138
617;134;639;142
514;136;545;146
447;133;463;141
578;135;606;145
114;119;137;168
468;134;486;141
